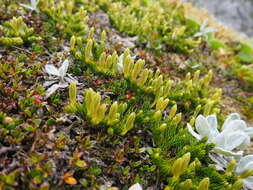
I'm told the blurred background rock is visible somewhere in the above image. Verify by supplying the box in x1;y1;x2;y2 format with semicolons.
184;0;253;37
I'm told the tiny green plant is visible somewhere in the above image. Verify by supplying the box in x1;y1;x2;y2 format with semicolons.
0;16;41;46
65;83;137;136
39;0;88;38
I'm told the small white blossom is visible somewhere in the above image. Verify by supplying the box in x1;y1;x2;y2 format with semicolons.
44;59;78;98
187;113;253;158
117;53;136;73
194;19;216;40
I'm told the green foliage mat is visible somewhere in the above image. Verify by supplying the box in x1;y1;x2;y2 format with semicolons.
0;0;253;189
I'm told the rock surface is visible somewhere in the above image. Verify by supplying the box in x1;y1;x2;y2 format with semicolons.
184;0;253;37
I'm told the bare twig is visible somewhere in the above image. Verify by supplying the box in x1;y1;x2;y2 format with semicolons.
12;46;43;61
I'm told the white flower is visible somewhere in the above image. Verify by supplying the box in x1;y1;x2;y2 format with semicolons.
118;54;124;73
222;113;253;138
194;19;216;40
117;53;136;73
129;183;142;190
187;113;252;158
45;59;69;81
235;155;253;189
44;59;78;98
20;0;38;12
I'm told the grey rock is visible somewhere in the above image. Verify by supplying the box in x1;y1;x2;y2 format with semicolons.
184;0;253;37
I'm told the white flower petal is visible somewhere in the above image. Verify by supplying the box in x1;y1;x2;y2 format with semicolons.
193;32;203;37
244;162;253;172
222;120;247;134
209;153;228;171
31;0;37;8
65;76;78;84
213;133;226;149
244;127;253;138
118;54;124;73
244;176;253;189
206;114;217;129
58;82;69;88
193;32;205;37
222;113;240;131
46;84;60;98
203;27;216;34
224;131;250;150
200;19;209;30
59;59;69;78
45;64;60;76
129;183;142;190
195;115;212;139
206;114;219;137
187;123;201;140
237;136;251;150
236;155;253;174
20;3;35;10
213;147;243;158
214;131;250;151
43;80;58;87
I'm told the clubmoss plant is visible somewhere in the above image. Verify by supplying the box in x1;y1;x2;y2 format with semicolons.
85;88;107;125
65;85;137;136
0;16;41;46
150;148;237;189
71;32;119;76
71;30;222;124
171;152;191;181
39;0;88;38
96;0;201;53
197;178;210;190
